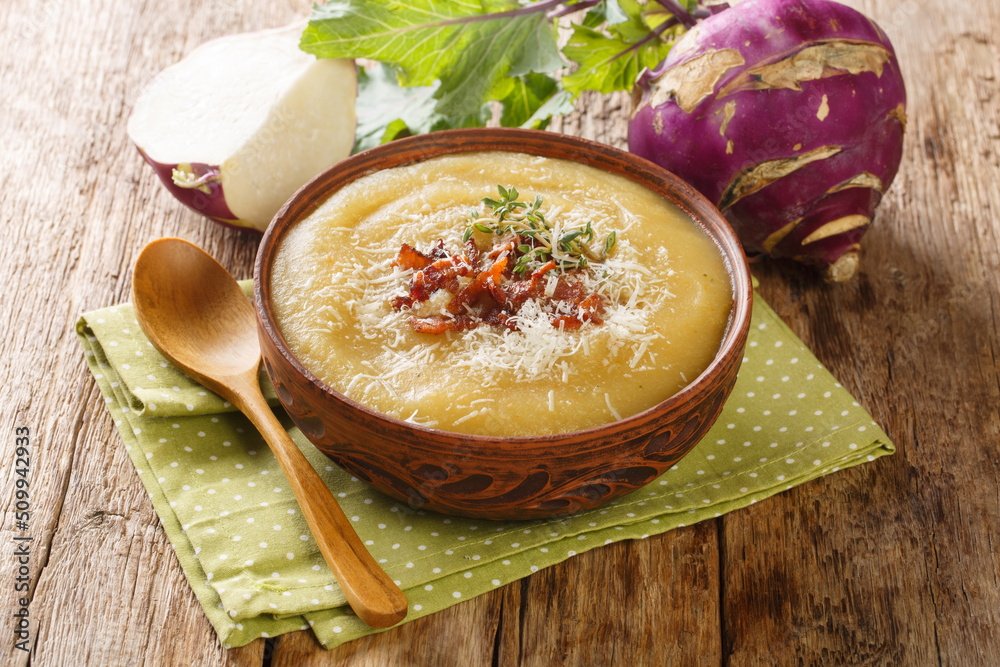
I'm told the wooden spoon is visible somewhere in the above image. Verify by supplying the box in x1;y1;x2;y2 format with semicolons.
131;237;407;628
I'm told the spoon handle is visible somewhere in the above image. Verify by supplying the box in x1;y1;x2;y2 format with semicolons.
234;383;408;628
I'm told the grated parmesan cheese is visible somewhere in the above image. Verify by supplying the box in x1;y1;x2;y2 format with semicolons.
604;393;623;421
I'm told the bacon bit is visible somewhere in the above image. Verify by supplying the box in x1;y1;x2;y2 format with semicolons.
409;314;476;334
577;293;605;321
448;248;509;315
394;243;434;271
391;238;606;334
486;237;516;261
485;277;508;306
423;255;473;293
393;251;474;308
501;260;556;310
532;260;558;280
550;315;584;329
547;290;605;329
428;240;449;259
551;278;584;302
463;239;480;269
480;306;519;331
391;293;415;310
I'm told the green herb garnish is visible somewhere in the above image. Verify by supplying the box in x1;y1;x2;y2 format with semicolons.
464;185;617;276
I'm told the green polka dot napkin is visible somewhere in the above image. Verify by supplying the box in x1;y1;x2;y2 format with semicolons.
76;280;893;649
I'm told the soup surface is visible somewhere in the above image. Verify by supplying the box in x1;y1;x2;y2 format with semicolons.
272;152;732;436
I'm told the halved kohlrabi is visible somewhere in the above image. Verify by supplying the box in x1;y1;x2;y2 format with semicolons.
127;24;357;232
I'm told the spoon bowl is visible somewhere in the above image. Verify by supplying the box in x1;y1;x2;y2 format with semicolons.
131;238;259;384
131;237;407;628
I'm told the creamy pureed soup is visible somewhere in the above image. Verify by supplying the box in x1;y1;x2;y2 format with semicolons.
272;152;732;437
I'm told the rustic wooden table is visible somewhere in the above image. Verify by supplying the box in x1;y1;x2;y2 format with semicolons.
2;0;998;664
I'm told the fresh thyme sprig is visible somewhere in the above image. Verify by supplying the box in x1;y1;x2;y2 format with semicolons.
462;185;617;276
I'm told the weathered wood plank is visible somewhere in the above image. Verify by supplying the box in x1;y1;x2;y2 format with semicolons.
271;523;720;665
721;0;1000;664
498;524;721;666
273;589;503;666
0;0;304;664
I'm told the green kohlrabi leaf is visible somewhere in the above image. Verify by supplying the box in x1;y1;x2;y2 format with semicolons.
598;0;630;26
561;17;674;95
497;72;574;129
302;0;564;119
352;63;491;153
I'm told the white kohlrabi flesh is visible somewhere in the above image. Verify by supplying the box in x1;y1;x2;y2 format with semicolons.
127;24;357;232
628;0;906;281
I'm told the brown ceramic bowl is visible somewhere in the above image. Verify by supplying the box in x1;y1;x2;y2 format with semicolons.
254;128;752;520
